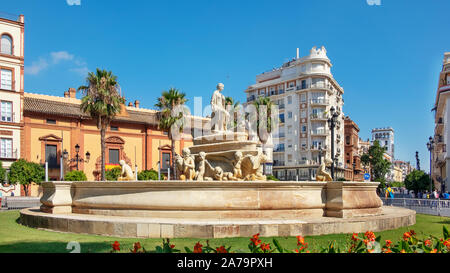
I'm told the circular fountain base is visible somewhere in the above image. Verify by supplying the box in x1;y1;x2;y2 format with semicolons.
19;181;416;238
20;206;415;238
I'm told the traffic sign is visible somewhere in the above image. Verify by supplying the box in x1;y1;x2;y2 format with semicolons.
364;173;371;181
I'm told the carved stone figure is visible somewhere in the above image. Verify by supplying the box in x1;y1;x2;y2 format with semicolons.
182;148;196;181
232;151;243;180
117;160;135;181
211;83;230;133
316;158;333;182
213;166;224;181
241;152;268;181
195;152;207;181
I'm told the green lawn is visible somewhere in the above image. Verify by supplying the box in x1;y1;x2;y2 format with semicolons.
0;210;448;253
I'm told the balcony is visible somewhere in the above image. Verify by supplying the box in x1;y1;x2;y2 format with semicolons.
0;150;18;161
273;160;285;167
310;99;329;105
286;87;295;92
311;129;328;136
438;84;450;93
310;113;328;120
296;82;336;95
0;112;15;123
435;118;444;135
310;144;328;151
278;104;285;110
247;95;256;102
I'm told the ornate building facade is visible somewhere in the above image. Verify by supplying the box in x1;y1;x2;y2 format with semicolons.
343;116;363;181
244;47;346;181
22;91;206;181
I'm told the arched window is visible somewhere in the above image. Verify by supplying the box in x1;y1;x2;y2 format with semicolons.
1;34;13;55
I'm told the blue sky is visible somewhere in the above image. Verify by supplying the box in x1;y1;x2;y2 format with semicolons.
2;0;449;170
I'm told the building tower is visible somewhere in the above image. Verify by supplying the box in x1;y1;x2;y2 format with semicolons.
432;52;450;192
371;127;395;161
0;14;24;172
244;46;345;181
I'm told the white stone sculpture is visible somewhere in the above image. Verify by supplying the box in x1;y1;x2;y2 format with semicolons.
241;152;268;181
176;148;196;181
316;158;333;182
118;160;135;181
211;83;230;133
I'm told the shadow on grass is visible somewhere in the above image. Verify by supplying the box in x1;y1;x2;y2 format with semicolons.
0;241;112;253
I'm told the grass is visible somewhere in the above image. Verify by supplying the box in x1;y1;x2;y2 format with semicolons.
0;210;449;253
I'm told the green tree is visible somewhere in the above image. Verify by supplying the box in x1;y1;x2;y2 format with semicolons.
8;159;44;196
404;170;431;196
105;167;122;181
361;140;391;186
64;170;88;181
225;96;241;131
155;88;188;179
137;169;160;181
78;69;125;181
0;161;6;183
253;97;276;143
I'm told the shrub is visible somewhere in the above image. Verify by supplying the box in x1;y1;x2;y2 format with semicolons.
0;161;6;184
105;167;122;181
8;159;44;196
64;170;87;181
266;175;279;181
138;169;159;181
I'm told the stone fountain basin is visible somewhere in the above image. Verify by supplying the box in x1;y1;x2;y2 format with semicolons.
39;181;383;219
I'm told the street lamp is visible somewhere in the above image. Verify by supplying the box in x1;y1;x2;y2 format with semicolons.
327;106;339;180
319;144;324;165
426;136;434;194
63;144;90;171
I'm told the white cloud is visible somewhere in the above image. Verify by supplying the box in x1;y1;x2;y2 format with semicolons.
26;58;49;75
26;51;88;76
70;66;89;76
66;0;81;6
51;51;74;64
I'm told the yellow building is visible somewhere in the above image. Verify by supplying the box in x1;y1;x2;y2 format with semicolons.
23;89;206;181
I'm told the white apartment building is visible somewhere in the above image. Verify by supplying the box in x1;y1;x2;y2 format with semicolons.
244;46;345;181
371;127;395;160
0;14;24;195
432;52;450;193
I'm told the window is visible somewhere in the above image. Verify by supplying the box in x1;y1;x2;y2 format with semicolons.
301;125;307;132
110;125;119;131
288;111;293;119
279;113;285;123
1;34;12;55
46;119;56;124
45;144;58;168
288;96;292;104
109;149;120;164
162;152;171;169
0;138;12;158
300;110;306;118
300;93;306;102
1;101;12;122
1;69;12;90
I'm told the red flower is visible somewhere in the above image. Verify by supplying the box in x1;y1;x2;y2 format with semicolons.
132;242;141;253
193;242;203;253
364;231;376;242
430;249;438;253
424;240;432;247
250;233;261;246
170;244;175;249
112;241;120;251
260;243;270;252
351;233;359;242
296;235;306;246
403;232;411;241
385;240;392;248
409;230;416;236
216;246;228;253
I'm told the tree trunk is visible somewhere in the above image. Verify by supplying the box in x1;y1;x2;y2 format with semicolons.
171;139;176;180
100;124;106;181
24;184;29;196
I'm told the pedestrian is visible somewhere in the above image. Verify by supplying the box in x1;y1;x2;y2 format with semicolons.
444;192;450;200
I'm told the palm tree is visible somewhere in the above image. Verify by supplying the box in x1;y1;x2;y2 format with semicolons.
225;96;241;131
78;69;125;181
253;97;276;143
155;88;188;179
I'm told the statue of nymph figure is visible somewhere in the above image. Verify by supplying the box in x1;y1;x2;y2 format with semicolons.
211;83;230;133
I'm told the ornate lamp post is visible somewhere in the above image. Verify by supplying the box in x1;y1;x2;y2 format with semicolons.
426;137;434;194
63;144;90;171
327;106;339;180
